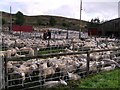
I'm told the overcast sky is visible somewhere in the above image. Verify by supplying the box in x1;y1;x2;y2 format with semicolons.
0;0;119;21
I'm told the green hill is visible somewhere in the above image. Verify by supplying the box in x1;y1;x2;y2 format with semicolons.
1;11;89;31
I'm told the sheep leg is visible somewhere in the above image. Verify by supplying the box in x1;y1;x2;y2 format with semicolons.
21;73;25;87
22;80;24;87
29;74;32;81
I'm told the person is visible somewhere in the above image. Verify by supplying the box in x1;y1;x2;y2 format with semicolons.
47;30;51;39
43;30;47;40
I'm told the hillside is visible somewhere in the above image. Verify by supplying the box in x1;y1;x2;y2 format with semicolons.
1;11;89;31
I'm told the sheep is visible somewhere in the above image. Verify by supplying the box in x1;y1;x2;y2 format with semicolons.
0;51;5;57
13;63;38;86
14;53;26;58
43;79;67;88
65;48;73;52
12;65;27;86
101;64;116;71
5;48;17;58
39;65;56;82
20;47;35;56
90;53;102;61
29;63;39;75
78;61;86;71
22;60;33;66
30;63;38;71
54;63;68;78
65;59;82;73
66;64;77;73
67;72;81;81
39;62;48;70
7;61;14;73
102;59;120;68
89;61;98;73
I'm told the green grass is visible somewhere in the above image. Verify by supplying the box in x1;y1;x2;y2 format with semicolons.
78;69;119;88
38;49;64;55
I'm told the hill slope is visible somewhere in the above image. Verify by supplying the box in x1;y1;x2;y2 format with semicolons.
1;11;89;30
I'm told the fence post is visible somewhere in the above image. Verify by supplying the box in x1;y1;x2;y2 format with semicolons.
66;29;68;39
47;39;50;47
4;57;8;90
87;51;90;76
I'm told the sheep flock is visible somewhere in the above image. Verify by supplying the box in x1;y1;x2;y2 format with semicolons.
0;31;120;89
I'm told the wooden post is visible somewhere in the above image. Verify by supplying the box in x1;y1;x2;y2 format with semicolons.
4;57;8;90
66;29;68;39
87;51;90;76
10;6;12;33
79;0;82;39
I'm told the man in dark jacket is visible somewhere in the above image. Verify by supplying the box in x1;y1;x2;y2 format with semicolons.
47;30;51;39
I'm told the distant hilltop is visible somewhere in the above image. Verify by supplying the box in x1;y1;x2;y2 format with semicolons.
1;11;89;31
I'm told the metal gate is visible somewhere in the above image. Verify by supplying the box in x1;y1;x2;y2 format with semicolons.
4;48;120;90
0;56;5;90
0;11;5;90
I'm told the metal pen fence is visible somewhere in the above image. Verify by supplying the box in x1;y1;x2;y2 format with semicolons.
3;47;120;90
1;30;120;90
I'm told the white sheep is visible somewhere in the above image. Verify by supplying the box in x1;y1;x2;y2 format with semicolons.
101;64;116;71
39;65;56;82
14;53;26;58
54;63;68;77
5;48;17;58
89;61;98;73
20;47;35;56
90;53;102;61
7;61;14;73
66;64;78;73
39;62;48;70
43;79;67;88
67;72;81;81
13;63;38;86
0;51;5;57
102;59;120;68
65;48;73;52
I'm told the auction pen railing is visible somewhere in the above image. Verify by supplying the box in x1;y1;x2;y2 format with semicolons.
3;47;120;90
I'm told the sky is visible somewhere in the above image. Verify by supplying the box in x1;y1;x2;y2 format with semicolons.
0;0;120;21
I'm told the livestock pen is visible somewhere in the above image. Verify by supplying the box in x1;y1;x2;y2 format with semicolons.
2;47;120;90
1;30;120;90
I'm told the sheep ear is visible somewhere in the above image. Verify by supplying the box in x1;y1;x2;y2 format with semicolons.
67;71;70;75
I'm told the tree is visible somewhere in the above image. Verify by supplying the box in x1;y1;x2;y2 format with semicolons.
15;11;25;25
87;18;100;29
37;19;42;25
2;18;6;25
62;22;70;29
49;17;56;26
62;22;67;27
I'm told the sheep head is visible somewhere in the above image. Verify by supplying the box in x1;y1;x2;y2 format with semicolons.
30;64;38;70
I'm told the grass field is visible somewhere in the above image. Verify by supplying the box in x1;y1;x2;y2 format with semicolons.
49;69;120;90
78;69;120;88
38;49;64;55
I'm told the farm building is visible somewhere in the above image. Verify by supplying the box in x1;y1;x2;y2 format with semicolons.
98;18;120;38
